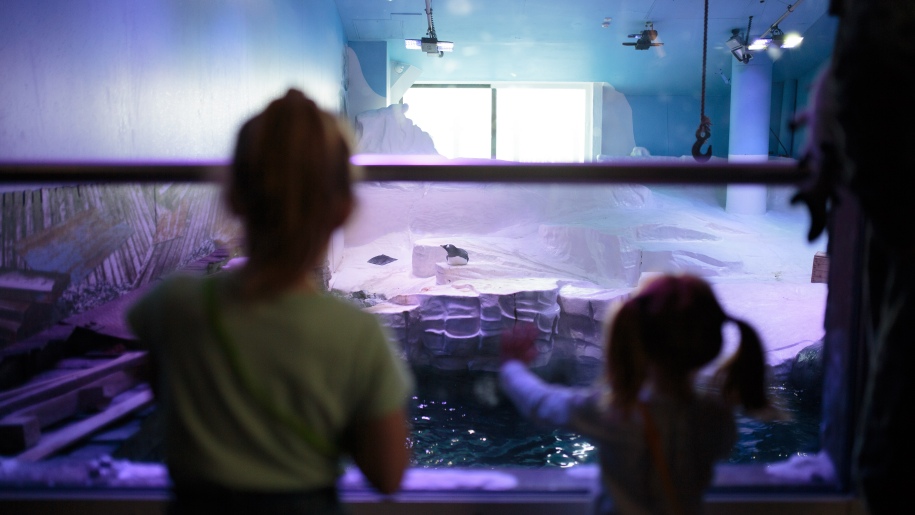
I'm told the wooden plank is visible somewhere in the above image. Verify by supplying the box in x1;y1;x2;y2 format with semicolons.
0;267;70;304
14;206;135;288
0;351;147;418
0;370;140;454
12;190;23;241
0;192;9;267
154;183;192;243
40;187;51;233
33;189;45;232
0;318;20;341
15;388;154;462
811;251;829;283
2;370;140;429
95;185;132;287
0;297;30;319
0;415;41;453
123;185;155;283
0;372;70;403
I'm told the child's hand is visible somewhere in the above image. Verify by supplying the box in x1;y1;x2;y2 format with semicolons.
500;323;539;364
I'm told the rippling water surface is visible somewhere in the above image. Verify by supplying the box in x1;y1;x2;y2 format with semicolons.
408;370;820;468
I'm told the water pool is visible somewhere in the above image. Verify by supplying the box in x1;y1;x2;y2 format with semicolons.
407;369;820;468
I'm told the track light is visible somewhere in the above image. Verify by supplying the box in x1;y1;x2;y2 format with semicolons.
404;38;454;54
728;4;805;65
726;29;752;64
748;25;804;51
747;0;807;53
771;25;804;48
771;26;786;47
404;0;453;57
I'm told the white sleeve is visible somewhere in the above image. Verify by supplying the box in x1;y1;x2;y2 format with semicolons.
498;360;591;428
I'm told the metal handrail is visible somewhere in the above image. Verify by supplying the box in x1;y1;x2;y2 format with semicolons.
0;159;807;185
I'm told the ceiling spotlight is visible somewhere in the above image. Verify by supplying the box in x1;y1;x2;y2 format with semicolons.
749;0;808;51
404;0;453;57
725;0;806;64
747;36;768;51
777;29;804;49
771;25;786;47
726;28;752;64
404;38;454;53
622;21;663;50
748;24;804;51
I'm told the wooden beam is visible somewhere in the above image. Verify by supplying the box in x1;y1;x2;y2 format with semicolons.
0;370;143;454
0;415;40;454
0;351;147;417
15;388;154;462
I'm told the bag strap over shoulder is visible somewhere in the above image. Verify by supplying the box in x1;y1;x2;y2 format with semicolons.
638;402;685;515
203;276;338;458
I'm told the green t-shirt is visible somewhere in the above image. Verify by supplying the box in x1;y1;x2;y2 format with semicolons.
127;271;413;491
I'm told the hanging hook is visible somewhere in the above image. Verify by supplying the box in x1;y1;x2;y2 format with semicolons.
692;115;712;162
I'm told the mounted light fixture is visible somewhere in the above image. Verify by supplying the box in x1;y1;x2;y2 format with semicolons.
747;35;769;51
404;0;453;57
770;25;804;48
747;0;806;53
622;21;663;50
726;28;752;64
749;24;804;50
729;0;806;64
771;26;787;47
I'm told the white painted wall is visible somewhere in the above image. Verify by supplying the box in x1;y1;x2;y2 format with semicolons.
0;0;347;161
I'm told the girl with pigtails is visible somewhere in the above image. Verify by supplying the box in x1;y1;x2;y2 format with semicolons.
499;273;782;515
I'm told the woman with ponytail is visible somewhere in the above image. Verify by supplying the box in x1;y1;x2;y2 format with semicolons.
128;90;413;515
499;273;781;515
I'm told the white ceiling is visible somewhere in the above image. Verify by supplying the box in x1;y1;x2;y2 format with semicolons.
334;0;837;95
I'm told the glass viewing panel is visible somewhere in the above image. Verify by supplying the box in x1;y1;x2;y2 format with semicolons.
342;180;827;475
0;174;831;494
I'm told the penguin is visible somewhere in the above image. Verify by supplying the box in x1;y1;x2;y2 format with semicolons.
441;244;469;266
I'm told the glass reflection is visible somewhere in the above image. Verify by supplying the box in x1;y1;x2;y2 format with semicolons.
0;178;826;488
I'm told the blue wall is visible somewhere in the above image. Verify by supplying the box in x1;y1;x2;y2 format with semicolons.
628;94;731;158
0;0;347;161
0;0;819;162
349;41;389;100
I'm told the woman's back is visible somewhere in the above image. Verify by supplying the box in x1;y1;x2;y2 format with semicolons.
129;271;412;491
127;90;415;514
